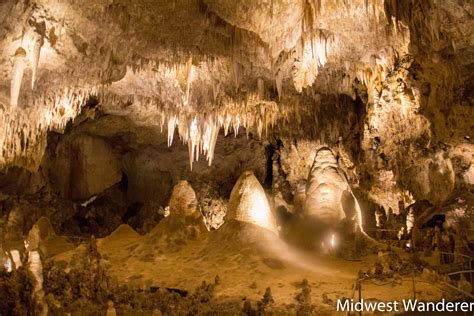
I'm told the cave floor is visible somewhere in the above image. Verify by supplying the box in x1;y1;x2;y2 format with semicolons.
50;220;443;312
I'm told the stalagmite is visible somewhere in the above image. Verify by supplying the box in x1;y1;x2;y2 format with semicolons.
227;171;277;233
28;250;48;315
10;47;27;108
168;180;199;218
304;147;364;231
10;250;22;269
304;147;348;224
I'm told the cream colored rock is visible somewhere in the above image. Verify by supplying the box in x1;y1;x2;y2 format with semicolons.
9;249;21;269
168;181;199;217
27;224;41;251
28;250;48;316
227;171;276;233
304;147;350;225
28;250;43;292
26;217;55;253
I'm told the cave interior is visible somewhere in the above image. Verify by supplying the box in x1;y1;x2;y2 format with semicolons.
0;0;473;314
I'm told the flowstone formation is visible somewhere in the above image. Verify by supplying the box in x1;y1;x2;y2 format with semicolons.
0;0;473;314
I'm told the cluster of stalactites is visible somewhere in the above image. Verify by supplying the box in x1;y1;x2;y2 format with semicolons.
171;101;278;170
0;86;99;171
122;56;230;113
293;32;334;92
292;0;384;92
10;29;45;109
105;55;279;170
164;98;278;170
101;91;279;170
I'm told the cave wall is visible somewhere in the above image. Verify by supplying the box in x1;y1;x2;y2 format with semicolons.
0;0;472;242
51;133;122;200
0;114;268;238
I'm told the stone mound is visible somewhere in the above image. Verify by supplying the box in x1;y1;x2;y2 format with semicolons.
227;171;276;233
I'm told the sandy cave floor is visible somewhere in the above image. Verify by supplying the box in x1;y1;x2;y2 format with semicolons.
48;217;443;313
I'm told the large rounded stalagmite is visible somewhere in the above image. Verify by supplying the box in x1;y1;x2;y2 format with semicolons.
304;147;355;226
227;171;276;233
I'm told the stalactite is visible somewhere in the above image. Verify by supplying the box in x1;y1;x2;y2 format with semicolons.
11;47;27;108
115;94;280;170
207;123;219;166
275;71;283;100
1;85;99;171
30;32;44;90
168;115;177;146
185;56;193;106
233;62;242;88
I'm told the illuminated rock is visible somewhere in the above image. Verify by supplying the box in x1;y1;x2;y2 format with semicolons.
227;171;276;233
26;217;55;254
10;47;26;108
28;250;47;315
10;249;22;269
1;249;12;272
304;147;361;229
30;32;44;90
304;147;348;224
4;203;24;241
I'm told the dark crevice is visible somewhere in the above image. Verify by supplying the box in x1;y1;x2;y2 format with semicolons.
263;144;274;188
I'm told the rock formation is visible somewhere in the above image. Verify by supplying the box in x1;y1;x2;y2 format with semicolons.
168;181;199;218
52;133;122;200
227;171;277;233
304;147;361;229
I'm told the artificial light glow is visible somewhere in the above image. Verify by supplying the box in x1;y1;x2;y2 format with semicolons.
228;171;276;233
2;252;13;272
248;190;273;230
330;233;336;248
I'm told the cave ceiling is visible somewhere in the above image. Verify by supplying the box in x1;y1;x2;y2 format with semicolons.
0;0;472;178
